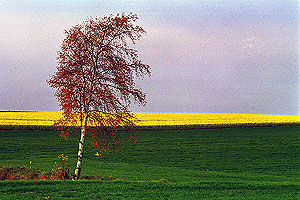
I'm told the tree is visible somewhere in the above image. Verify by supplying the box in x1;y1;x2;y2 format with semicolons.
47;13;151;179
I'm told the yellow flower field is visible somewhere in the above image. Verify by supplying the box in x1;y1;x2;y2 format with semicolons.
0;112;300;127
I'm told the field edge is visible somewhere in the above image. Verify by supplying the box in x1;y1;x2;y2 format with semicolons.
1;122;300;131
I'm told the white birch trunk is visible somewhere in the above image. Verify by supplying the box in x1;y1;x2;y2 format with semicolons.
73;113;88;179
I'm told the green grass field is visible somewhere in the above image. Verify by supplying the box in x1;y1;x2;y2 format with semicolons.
1;127;300;199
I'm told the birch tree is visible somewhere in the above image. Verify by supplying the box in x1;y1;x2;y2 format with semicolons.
47;13;151;179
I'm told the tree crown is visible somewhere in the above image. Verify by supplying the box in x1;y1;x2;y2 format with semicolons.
48;13;151;115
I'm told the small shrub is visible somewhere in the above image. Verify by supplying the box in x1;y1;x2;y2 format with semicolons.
38;154;71;180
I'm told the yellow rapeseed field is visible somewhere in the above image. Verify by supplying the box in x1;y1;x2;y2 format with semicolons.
0;112;61;126
0;112;300;127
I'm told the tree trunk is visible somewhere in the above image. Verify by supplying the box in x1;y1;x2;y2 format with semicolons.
73;113;88;179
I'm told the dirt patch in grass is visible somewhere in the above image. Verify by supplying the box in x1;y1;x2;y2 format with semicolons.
0;166;40;180
0;166;120;181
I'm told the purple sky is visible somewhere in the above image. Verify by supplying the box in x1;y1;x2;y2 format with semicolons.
0;1;299;115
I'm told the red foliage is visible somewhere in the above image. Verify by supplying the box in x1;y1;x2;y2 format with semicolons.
47;13;150;156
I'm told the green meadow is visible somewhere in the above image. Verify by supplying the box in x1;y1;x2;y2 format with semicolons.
1;127;300;199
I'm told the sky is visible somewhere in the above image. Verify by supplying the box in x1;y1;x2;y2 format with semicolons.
0;0;299;115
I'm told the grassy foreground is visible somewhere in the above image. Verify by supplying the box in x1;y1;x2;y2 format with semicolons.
1;127;300;199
